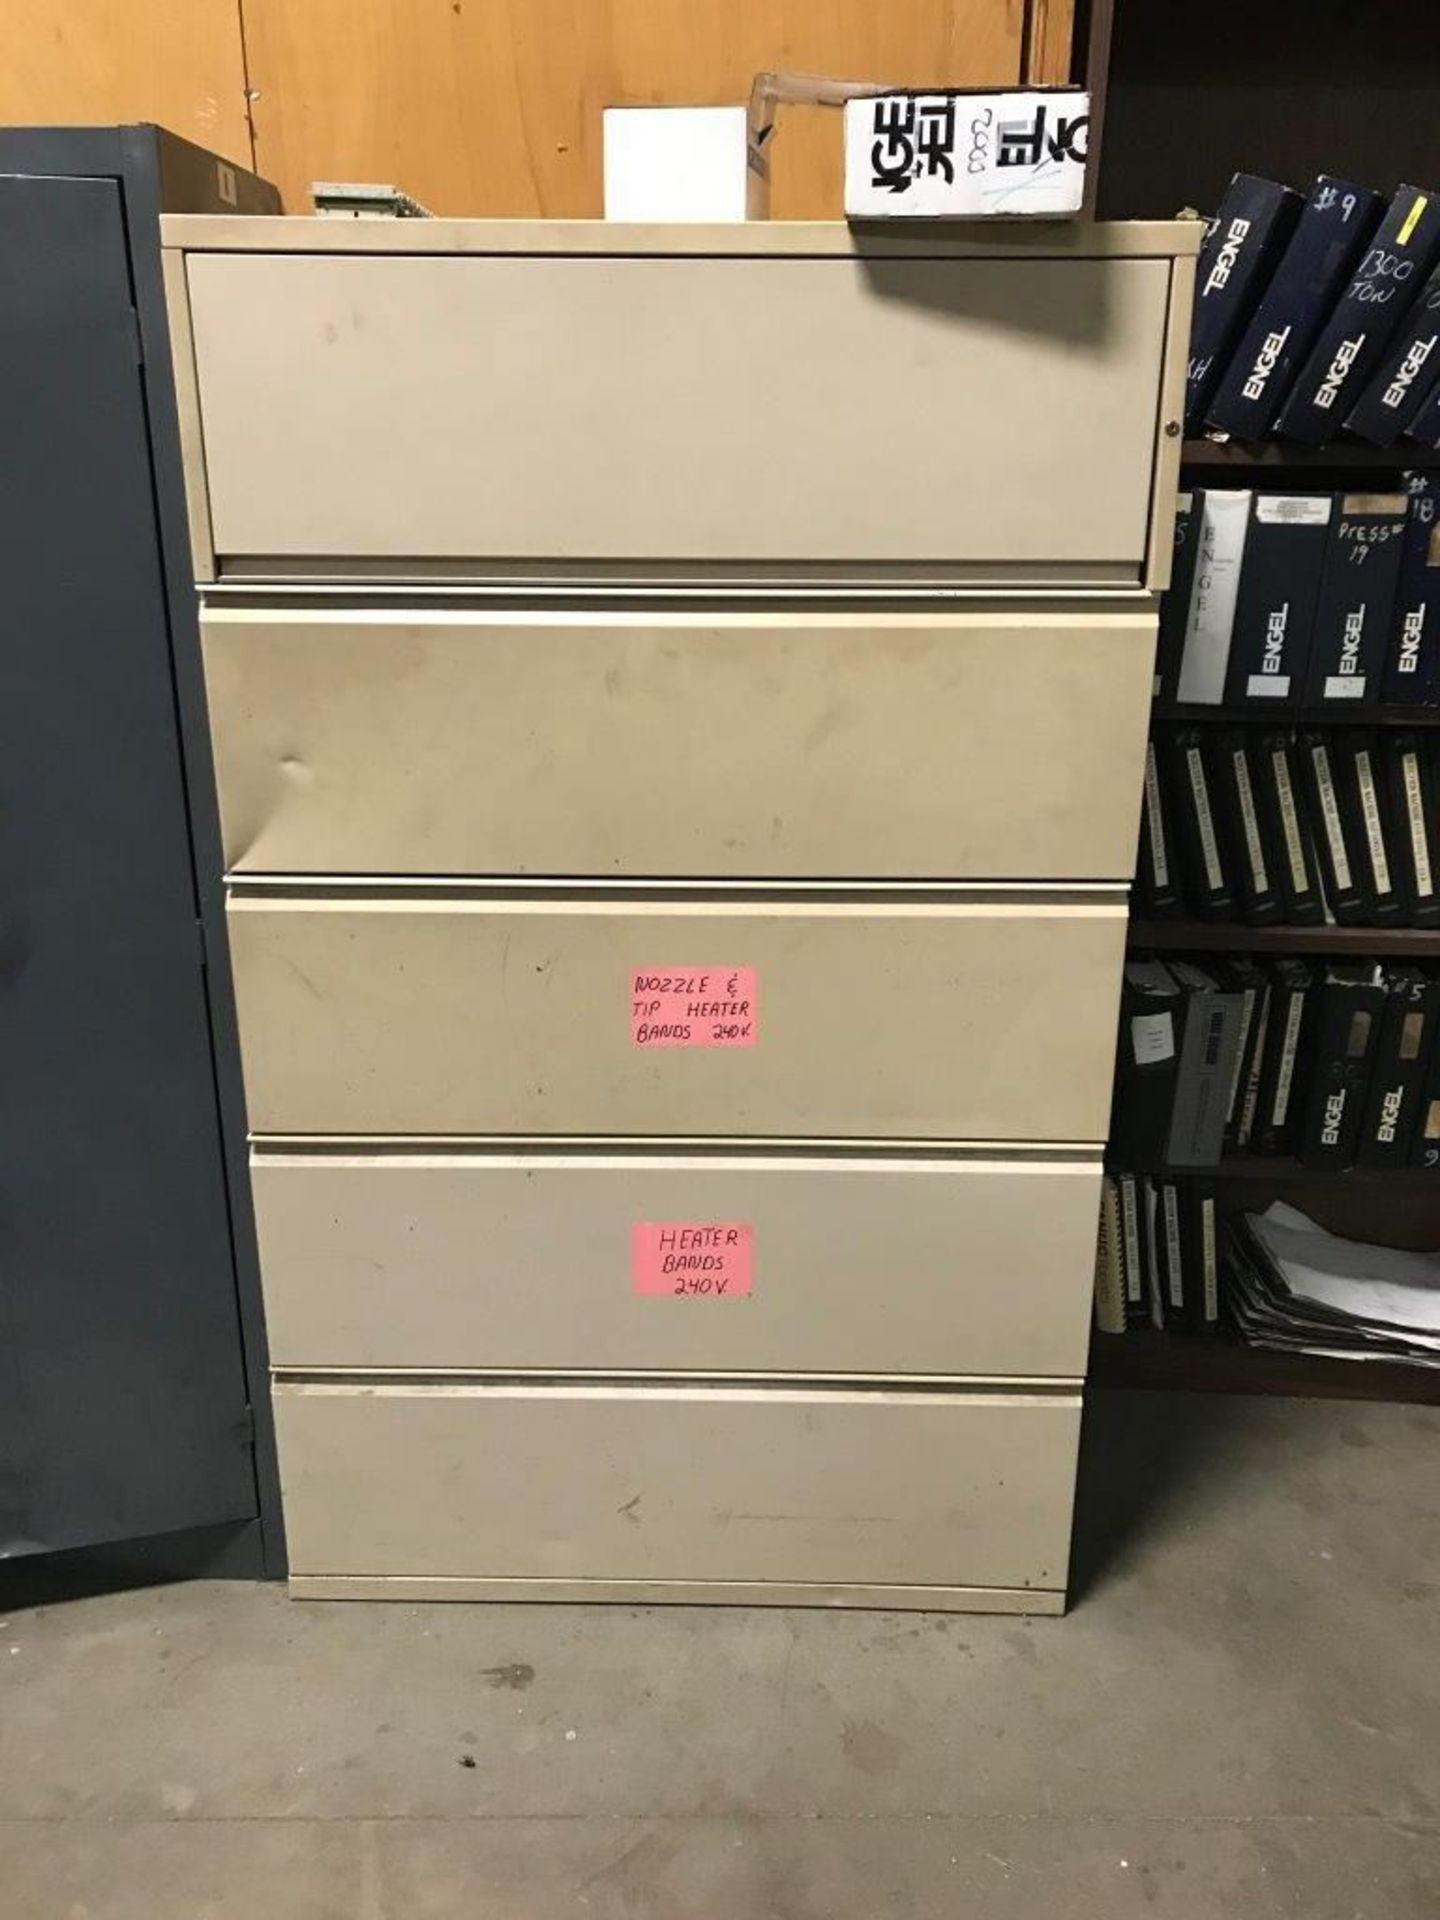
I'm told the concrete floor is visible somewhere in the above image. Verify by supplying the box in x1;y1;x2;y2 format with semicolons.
1;1388;1437;1919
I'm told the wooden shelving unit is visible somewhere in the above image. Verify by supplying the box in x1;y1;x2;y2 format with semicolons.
1099;435;1440;1399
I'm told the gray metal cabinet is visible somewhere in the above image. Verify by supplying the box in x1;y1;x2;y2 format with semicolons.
0;129;282;1577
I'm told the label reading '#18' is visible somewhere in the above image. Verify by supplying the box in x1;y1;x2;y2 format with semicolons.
631;969;758;1047
632;1223;754;1298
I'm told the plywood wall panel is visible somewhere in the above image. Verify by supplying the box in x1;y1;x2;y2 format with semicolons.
241;0;1030;215
0;0;252;165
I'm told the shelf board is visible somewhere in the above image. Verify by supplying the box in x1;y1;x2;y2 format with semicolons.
1153;704;1440;728
1181;437;1440;473
1128;919;1440;957
1108;1153;1438;1188
1089;1328;1440;1404
1215;1154;1438;1186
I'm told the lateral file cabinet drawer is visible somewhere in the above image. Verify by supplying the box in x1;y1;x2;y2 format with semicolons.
273;1382;1080;1599
252;1148;1101;1376
204;603;1158;881
185;249;1173;572
228;891;1127;1139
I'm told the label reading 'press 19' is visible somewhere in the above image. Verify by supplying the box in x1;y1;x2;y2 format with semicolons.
632;1223;754;1297
631;969;757;1047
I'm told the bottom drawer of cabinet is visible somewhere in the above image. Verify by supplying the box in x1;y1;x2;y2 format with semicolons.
273;1381;1080;1602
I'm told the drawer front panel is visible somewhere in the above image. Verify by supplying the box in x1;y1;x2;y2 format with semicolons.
187;252;1170;571
253;1148;1101;1376
228;892;1127;1139
273;1381;1080;1594
205;603;1157;880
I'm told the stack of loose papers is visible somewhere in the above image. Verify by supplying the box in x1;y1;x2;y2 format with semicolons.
1226;1202;1440;1367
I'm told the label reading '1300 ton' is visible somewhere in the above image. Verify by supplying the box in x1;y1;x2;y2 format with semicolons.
631;969;758;1047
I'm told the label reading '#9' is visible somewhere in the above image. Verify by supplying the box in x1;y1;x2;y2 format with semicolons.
631;968;757;1047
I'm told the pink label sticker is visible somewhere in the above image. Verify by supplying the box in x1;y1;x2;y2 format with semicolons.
631;968;757;1047
632;1222;754;1298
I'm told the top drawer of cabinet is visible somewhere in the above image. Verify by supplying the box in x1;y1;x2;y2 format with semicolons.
168;222;1193;583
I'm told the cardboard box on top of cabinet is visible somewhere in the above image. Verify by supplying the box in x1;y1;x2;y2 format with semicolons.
844;90;1091;219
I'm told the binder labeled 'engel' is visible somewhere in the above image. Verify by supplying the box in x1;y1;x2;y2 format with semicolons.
1381;482;1440;705
1224;493;1331;709
1186;175;1301;432
1207;176;1383;441
1295;964;1386;1169
1302;494;1408;711
1346;256;1440;445
1357;968;1440;1168
1278;184;1440;446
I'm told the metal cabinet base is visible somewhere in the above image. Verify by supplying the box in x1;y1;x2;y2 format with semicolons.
290;1577;1065;1615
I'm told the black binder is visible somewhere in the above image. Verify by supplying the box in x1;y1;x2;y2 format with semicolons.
1207;176;1383;441
1408;373;1440;450
1222;493;1331;710
1218;955;1269;1148
1109;959;1183;1168
1253;728;1325;924
1357;969;1440;1168
1298;729;1368;923
1382;481;1440;706
1295;965;1386;1169
1407;1018;1440;1168
1335;729;1405;926
1135;738;1186;919
1230;959;1274;1150
1252;957;1316;1155
1301;494;1409;713
1345;258;1440;444
1212;728;1284;924
1185;175;1301;432
1384;732;1440;926
1163;726;1237;920
1165;960;1246;1169
1177;1182;1222;1333
1154;492;1200;705
1155;1181;1221;1333
1138;1177;1167;1330
1277;184;1440;446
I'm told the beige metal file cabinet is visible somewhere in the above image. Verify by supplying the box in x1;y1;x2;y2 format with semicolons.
165;216;1197;1613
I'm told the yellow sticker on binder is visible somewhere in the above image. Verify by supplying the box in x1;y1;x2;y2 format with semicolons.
1398;194;1428;246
